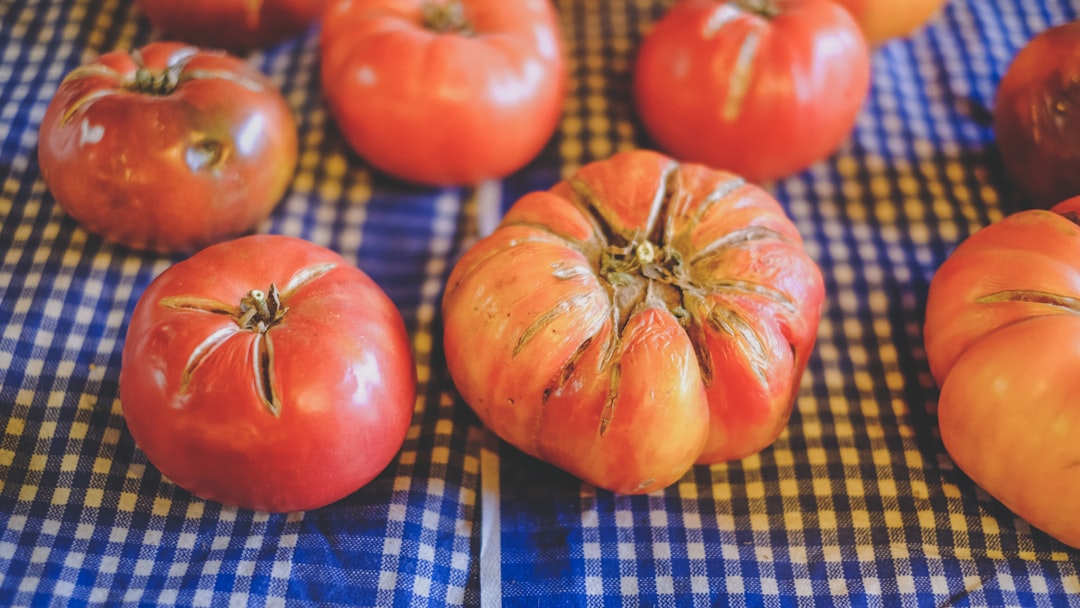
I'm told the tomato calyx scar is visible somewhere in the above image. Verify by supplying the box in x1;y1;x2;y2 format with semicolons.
238;284;289;333
730;0;780;19
125;46;198;96
422;0;473;36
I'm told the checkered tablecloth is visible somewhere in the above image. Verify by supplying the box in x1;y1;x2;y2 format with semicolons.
3;0;1080;606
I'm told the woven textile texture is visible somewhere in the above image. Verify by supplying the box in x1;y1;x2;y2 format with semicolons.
2;0;1080;606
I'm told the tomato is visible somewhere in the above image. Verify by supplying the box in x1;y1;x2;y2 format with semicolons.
924;197;1080;549
320;0;566;186
119;235;416;512
831;0;947;45
135;0;331;51
441;150;824;494
37;42;298;254
994;21;1080;207
632;0;870;184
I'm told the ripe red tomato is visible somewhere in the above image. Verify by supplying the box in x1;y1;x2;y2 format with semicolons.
135;0;331;51
632;0;870;183
924;197;1080;549
37;42;298;254
831;0;947;45
119;235;416;512
442;150;824;494
320;0;566;186
994;21;1080;207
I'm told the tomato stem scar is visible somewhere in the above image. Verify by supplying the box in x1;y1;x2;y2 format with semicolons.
422;0;473;35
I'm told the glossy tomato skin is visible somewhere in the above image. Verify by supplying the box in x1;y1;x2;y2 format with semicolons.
136;0;331;51
831;0;947;45
994;21;1080;207
442;150;824;494
924;197;1080;548
320;0;566;186
119;235;416;512
37;42;298;254
632;0;870;183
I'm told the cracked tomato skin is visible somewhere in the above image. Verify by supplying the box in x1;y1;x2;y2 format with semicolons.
441;150;825;494
119;235;416;512
136;0;332;51
320;0;566;186
37;42;298;254
924;197;1080;549
632;0;870;183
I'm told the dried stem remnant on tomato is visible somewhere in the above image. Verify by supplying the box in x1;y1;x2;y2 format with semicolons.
422;0;473;35
158;263;336;417
502;160;801;434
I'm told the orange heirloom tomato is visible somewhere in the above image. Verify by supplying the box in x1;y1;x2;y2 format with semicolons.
442;150;825;494
136;0;332;51
831;0;947;45
320;0;566;186
120;235;417;513
633;0;870;183
37;42;298;254
924;197;1080;549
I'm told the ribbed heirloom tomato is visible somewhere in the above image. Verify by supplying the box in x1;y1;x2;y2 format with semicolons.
320;0;566;186
136;0;332;51
442;150;825;494
633;0;870;183
924;197;1080;549
37;42;298;253
120;235;416;512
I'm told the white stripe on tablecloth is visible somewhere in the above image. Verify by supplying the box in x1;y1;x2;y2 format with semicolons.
479;429;502;608
475;180;504;607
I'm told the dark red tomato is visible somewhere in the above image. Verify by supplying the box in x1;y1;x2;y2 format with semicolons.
633;0;870;183
135;0;332;51
994;20;1080;207
37;42;298;253
442;150;825;494
320;0;567;186
120;235;417;512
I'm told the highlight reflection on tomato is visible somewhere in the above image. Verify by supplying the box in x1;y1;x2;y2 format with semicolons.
37;42;298;253
120;235;417;513
442;150;824;494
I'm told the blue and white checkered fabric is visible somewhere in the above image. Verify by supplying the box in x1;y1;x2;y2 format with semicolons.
2;0;1080;606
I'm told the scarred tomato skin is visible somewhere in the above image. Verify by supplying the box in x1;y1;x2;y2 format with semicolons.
37;42;298;254
924;197;1080;549
320;0;566;186
442;150;824;494
136;0;332;51
632;0;870;183
994;21;1080;207
119;235;416;513
831;0;947;45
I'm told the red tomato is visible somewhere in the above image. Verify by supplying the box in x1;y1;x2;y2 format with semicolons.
924;197;1080;549
320;0;566;186
442;150;824;494
994;21;1080;207
37;42;298;254
632;0;870;183
135;0;331;51
831;0;947;45
119;235;416;512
